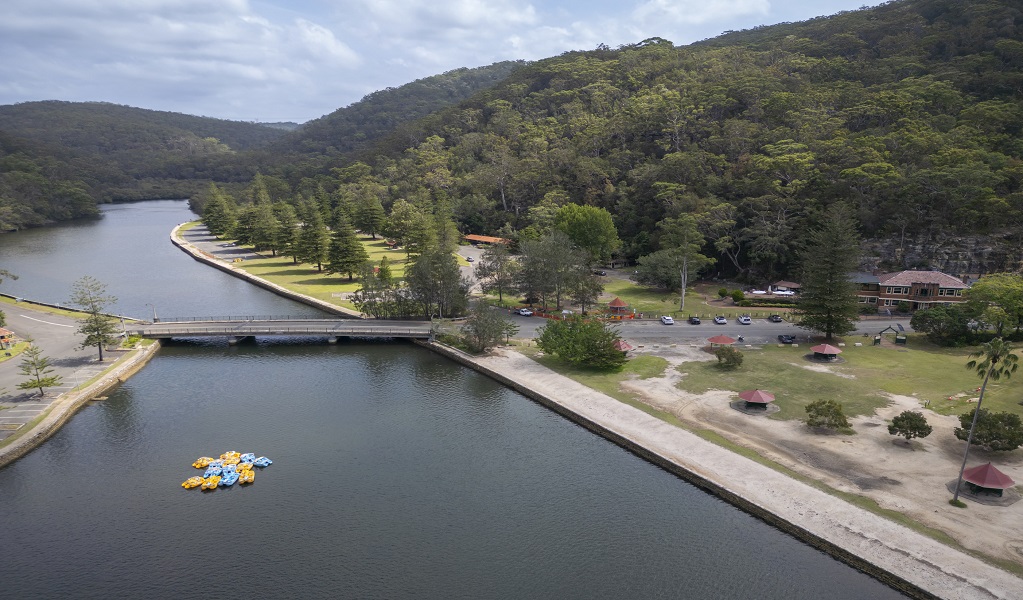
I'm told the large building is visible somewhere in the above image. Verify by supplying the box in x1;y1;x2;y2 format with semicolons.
854;270;968;311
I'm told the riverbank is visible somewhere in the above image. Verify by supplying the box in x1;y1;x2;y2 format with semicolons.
169;222;363;318
420;340;1021;599
0;335;161;469
166;223;1021;597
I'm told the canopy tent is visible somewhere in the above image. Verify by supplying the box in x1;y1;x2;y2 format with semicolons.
963;463;1015;494
613;339;633;352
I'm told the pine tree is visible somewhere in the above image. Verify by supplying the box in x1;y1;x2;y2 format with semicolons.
17;342;62;397
296;203;330;271
326;214;370;281
69;276;119;361
355;196;386;239
794;203;861;340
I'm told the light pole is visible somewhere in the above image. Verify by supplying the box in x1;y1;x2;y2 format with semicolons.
146;303;158;323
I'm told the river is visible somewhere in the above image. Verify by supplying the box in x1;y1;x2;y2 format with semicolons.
0;201;905;598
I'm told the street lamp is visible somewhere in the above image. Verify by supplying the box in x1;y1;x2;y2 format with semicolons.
146;303;158;323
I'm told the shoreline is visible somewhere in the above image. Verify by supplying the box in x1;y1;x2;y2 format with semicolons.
0;339;162;470
10;221;1006;597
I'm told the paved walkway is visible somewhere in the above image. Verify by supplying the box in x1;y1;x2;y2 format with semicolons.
451;346;1022;600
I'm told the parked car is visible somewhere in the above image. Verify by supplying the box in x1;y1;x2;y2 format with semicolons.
660;315;675;325
592;270;607;276
516;308;533;316
713;315;727;325
778;334;796;344
737;315;752;325
466;256;474;262
688;316;701;325
768;314;783;323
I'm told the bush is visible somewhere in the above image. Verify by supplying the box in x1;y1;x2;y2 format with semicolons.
888;411;933;442
718;288;728;298
537;316;627;370
805;399;850;430
954;408;1023;451
731;290;745;303
714;346;743;369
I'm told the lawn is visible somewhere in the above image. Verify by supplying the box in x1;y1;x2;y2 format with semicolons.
677;342;1023;421
519;344;669;404
233;236;409;309
600;279;793;321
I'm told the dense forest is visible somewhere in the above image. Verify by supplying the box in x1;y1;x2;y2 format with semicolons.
4;0;1023;285
225;0;1021;283
0;63;520;230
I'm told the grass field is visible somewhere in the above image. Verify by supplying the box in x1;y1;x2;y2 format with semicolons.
233;236;409;309
600;279;794;321
677;341;1023;420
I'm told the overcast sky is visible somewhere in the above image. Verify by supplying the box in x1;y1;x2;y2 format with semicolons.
1;0;887;124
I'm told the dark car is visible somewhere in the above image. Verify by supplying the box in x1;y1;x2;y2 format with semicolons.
593;270;607;276
778;334;795;344
688;316;701;325
768;314;783;323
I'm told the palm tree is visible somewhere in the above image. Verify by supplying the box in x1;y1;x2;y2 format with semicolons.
952;337;1018;503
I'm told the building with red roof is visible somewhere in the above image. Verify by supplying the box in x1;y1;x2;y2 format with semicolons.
855;270;967;312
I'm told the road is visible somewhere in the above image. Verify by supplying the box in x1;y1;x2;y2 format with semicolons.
502;310;913;344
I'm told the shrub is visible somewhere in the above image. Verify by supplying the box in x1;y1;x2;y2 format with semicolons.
805;399;850;430
954;408;1023;451
888;411;933;442
731;290;745;303
718;288;728;298
714;346;743;369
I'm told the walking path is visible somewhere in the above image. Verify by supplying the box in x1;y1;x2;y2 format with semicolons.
425;342;1023;600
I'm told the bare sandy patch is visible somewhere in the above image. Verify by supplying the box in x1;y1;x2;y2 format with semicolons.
620;346;1023;569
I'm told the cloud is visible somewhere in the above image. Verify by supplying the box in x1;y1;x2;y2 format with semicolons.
632;0;770;27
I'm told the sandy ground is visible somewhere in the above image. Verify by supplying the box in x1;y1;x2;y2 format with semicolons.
617;344;1023;569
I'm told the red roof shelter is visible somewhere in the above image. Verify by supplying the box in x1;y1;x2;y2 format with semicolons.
613;340;633;352
607;297;630;316
707;335;736;346
963;463;1015;494
810;344;843;360
463;234;511;245
738;389;775;404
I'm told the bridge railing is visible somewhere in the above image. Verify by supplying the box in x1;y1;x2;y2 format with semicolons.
153;315;348;323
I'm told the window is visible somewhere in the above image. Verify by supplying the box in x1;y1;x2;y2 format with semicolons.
956;290;963;296
938;289;946;296
868;297;877;304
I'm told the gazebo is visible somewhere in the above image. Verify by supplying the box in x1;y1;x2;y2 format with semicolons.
731;388;780;416
707;335;736;347
810;343;843;361
613;339;633;353
738;389;775;406
962;463;1015;497
607;297;630;317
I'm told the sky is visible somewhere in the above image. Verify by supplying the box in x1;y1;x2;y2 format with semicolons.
0;0;888;124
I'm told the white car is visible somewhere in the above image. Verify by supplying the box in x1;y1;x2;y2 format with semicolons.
737;315;752;325
713;316;727;325
660;315;674;325
516;308;534;316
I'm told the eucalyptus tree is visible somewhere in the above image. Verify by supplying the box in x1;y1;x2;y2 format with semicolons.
634;214;714;310
952;338;1019;504
475;244;518;303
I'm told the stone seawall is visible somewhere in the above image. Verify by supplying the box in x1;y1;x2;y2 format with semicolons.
415;340;1021;600
169;224;362;319
0;341;162;469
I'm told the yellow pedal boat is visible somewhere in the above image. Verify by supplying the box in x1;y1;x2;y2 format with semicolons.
181;476;204;489
236;462;252;471
192;457;214;469
201;475;221;490
239;470;254;484
220;451;240;460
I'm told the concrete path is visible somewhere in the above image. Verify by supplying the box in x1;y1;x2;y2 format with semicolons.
459;346;1023;600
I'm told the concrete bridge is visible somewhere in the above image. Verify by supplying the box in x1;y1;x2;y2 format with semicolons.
127;317;433;343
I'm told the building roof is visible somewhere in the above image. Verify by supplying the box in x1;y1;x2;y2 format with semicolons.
607;297;629;308
773;280;801;289
0;327;13;337
848;272;880;284
963;462;1015;489
463;234;510;244
878;270;967;288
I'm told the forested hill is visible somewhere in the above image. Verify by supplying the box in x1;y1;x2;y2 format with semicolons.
265;61;524;169
300;0;1019;280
